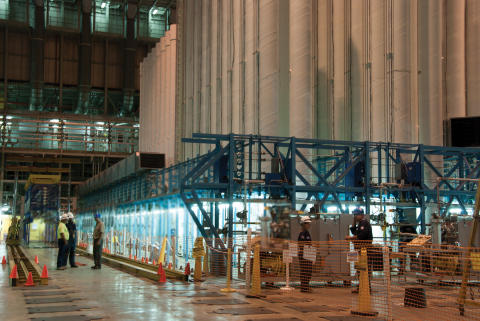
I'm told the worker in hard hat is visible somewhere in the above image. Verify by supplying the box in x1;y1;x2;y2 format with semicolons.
66;212;78;268
298;216;313;292
346;208;373;245
57;213;70;270
346;208;373;293
92;213;105;270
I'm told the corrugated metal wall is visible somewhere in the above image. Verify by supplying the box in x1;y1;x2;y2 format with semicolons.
139;26;177;166
139;0;480;162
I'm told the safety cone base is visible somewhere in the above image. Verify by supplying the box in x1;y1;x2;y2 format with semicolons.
351;310;378;317
280;286;293;291
220;287;236;293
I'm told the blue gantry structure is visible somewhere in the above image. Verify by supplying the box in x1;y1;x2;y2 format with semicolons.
76;133;480;254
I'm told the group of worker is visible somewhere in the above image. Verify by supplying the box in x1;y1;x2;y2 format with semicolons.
56;212;77;270
298;207;372;293
57;208;372;291
57;212;104;270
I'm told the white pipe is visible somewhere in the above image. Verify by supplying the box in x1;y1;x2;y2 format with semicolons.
446;0;466;119
258;0;281;136
200;0;209;155
333;0;348;140
244;0;255;135
392;0;412;144
466;0;480;116
418;0;443;146
371;0;386;142
350;0;366;140
316;0;332;140
289;0;312;139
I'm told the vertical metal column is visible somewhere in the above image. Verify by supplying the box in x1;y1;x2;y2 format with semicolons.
365;142;371;214
290;137;296;210
30;0;45;111
77;0;92;114
121;2;138;117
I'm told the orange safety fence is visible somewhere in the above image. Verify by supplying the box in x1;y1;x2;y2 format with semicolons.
75;232;480;321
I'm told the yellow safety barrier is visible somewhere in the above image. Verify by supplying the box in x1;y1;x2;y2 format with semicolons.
220;248;236;293
351;248;378;317
202;247;209;277
247;244;262;298
193;237;205;282
159;237;167;264
471;253;480;272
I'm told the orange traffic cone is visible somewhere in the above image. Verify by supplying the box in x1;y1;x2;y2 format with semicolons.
134;255;137;261
146;258;149;264
158;265;166;283
152;259;156;266
129;254;132;260
24;272;35;286
34;256;39;264
41;265;49;278
168;262;172;270
1;256;6;265
184;263;190;281
141;257;145;263
10;265;18;287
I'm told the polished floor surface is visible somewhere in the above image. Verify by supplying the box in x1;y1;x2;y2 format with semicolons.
1;244;477;321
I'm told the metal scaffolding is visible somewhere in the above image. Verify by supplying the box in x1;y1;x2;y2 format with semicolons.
77;133;480;252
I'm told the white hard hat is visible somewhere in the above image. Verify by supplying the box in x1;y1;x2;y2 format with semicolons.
60;213;68;220
300;216;312;224
67;212;74;219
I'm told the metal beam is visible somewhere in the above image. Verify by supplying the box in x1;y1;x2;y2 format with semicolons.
6;156;82;164
5;166;70;173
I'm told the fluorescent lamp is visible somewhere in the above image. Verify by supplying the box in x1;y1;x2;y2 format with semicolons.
327;206;338;213
101;2;106;9
153;9;158;15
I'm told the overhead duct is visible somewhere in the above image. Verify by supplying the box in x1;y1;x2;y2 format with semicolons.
29;0;45;112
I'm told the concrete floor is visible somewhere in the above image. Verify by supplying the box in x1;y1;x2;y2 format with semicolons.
1;245;479;321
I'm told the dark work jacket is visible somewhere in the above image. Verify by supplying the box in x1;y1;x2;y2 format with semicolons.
350;219;373;249
66;221;77;245
298;230;312;259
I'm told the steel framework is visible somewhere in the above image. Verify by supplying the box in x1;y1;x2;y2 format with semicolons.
79;133;480;250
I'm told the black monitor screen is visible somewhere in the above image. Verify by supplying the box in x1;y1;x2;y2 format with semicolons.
451;117;480;147
139;153;165;169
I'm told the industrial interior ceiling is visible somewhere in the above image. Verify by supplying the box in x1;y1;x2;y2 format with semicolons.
164;0;479;162
0;0;173;211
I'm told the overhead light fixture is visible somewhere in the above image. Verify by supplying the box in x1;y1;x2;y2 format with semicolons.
101;1;106;9
153;9;158;15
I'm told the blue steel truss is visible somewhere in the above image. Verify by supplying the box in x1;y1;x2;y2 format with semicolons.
78;133;480;250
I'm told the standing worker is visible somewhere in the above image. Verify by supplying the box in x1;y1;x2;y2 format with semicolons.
346;208;373;293
66;212;78;268
92;213;105;270
298;216;313;293
57;213;70;270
